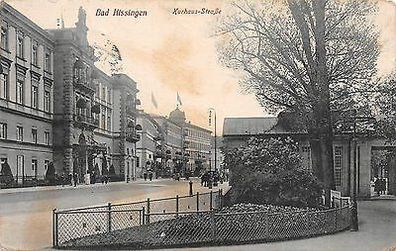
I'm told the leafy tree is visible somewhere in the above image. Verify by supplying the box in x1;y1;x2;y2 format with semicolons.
0;161;14;185
225;137;323;208
93;35;123;74
45;162;56;184
217;0;379;203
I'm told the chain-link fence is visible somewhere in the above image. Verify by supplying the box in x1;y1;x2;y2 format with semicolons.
53;190;223;247
54;201;351;249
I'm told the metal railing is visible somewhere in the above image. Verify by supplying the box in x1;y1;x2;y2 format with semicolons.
53;190;223;247
54;203;351;249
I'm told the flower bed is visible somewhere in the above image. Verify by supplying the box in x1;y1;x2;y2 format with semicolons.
60;203;350;249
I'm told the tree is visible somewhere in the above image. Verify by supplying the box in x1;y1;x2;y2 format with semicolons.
0;161;14;185
45;162;56;184
225;137;323;208
93;34;124;74
217;0;379;202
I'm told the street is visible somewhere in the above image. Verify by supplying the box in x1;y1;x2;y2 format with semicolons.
0;178;222;250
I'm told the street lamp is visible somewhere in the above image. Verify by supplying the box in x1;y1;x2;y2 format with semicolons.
208;108;217;173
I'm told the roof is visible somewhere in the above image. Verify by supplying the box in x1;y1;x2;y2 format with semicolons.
223;117;282;136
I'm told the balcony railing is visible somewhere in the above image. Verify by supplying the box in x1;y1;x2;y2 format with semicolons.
126;132;140;143
73;79;95;94
74;114;99;129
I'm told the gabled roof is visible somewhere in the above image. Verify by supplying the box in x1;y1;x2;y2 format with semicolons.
223;117;279;136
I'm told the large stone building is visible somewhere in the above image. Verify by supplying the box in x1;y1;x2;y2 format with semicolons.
0;2;140;184
223;116;396;198
168;107;212;175
0;2;55;183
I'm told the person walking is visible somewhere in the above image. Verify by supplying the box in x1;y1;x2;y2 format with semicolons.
73;172;78;187
143;171;147;181
148;170;153;181
374;177;381;196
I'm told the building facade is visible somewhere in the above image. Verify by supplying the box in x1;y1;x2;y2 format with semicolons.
0;3;140;185
136;111;162;177
0;2;54;183
222;116;396;198
168;107;211;175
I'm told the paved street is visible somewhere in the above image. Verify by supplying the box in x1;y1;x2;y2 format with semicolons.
0;178;225;251
155;200;396;251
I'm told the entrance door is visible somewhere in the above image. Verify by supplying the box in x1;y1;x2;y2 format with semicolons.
17;155;24;184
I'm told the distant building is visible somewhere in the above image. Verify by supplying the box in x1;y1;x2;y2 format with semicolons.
168;107;212;175
136;111;162;177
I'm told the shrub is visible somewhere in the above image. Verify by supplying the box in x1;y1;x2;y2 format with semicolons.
225;137;323;208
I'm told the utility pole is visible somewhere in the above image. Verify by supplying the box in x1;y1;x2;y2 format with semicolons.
208;108;217;172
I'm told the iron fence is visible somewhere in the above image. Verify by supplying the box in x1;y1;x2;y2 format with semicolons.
54;202;351;249
53;190;222;247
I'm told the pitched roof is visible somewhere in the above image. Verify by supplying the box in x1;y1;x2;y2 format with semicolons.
223;117;280;136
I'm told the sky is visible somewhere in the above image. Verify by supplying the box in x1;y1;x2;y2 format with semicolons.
4;0;396;134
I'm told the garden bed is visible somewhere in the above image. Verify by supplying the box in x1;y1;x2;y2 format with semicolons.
59;203;350;249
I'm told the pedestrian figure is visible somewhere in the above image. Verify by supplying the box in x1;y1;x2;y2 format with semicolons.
143;171;147;181
73;172;78;187
148;171;153;181
374;177;381;196
68;173;73;186
60;173;65;187
189;180;193;196
381;178;386;195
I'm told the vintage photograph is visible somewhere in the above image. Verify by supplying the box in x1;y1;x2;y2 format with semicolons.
0;0;395;250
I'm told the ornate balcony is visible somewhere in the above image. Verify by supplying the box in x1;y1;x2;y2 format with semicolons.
74;114;99;129
126;131;140;143
74;79;95;94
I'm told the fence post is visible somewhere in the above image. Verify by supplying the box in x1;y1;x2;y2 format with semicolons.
210;190;213;211
196;192;200;212
142;206;145;225
146;198;151;224
210;210;216;242
219;189;223;210
176;195;179;217
108;202;112;232
265;213;269;239
52;209;58;247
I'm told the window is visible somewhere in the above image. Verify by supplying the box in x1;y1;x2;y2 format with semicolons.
44;90;50;112
334;146;343;186
0;73;7;99
17;155;24;180
16;126;23;141
107;89;111;103
101;112;106;129
44;131;50;145
31;128;37;144
31;159;37;171
0;122;7;139
44;160;49;170
32;42;38;65
45;50;51;72
31;85;38;109
17;32;24;58
107;114;111;131
1;22;8;50
16;79;24;104
102;87;106;100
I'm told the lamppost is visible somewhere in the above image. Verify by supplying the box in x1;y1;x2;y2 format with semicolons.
208;108;217;172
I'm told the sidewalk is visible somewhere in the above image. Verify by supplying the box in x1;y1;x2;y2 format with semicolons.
0;177;172;195
0;177;229;195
